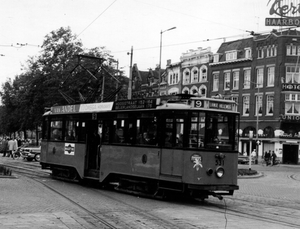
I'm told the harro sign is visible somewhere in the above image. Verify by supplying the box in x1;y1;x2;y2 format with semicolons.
266;0;300;26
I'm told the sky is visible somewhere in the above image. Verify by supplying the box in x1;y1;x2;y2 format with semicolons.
0;0;279;85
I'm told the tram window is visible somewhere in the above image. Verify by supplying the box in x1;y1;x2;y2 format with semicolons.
189;112;205;148
136;115;157;146
102;120;111;143
173;119;184;148
42;117;49;140
64;120;77;141
205;113;235;150
78;121;86;142
112;120;125;143
50;120;63;141
164;119;173;147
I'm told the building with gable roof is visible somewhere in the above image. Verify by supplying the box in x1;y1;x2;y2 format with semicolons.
209;29;300;164
129;29;300;164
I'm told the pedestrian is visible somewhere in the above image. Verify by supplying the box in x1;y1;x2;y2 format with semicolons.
1;137;8;157
264;150;271;166
271;151;277;166
251;149;256;158
8;137;18;159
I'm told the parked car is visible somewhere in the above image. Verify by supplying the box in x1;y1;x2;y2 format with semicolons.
238;155;255;164
18;146;41;162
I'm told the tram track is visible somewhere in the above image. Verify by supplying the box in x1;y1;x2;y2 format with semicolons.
4;162;300;228
203;195;300;228
5;163;189;229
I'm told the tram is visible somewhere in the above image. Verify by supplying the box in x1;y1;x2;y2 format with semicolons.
40;95;240;199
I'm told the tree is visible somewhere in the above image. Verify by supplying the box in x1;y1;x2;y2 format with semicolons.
0;26;129;137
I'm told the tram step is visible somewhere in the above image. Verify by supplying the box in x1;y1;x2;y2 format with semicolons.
84;169;99;178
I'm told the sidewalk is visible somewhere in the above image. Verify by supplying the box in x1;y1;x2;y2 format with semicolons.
0;157;97;229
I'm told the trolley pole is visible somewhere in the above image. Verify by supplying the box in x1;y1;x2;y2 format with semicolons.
249;130;253;171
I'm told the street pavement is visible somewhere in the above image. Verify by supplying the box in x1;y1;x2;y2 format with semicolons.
0;156;98;229
0;155;299;229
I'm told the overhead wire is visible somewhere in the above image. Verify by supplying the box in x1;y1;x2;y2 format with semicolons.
76;0;118;38
133;0;251;33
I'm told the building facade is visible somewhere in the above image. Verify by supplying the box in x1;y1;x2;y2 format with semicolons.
180;47;212;96
131;29;300;164
209;29;300;164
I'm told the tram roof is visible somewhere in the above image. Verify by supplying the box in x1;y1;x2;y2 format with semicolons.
44;95;238;116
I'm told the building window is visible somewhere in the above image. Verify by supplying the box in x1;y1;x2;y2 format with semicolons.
266;95;274;115
199;86;206;97
233;71;239;89
183;69;190;85
267;66;274;86
267;45;277;57
225;51;237;61
200;66;207;82
257;47;264;59
243;96;250;116
169;73;173;85
182;87;189;94
286;44;300;56
213;73;219;91
213;54;220;63
285;93;300;115
232;96;238;105
256;94;263;116
224;72;230;90
286;66;300;83
285;102;300;114
191;67;198;83
256;68;264;87
169;72;178;85
243;69;251;89
245;48;252;58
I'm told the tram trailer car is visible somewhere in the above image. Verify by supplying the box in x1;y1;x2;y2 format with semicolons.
41;95;239;199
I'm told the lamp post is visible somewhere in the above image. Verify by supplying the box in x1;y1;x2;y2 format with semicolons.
245;80;261;164
255;86;260;164
249;130;253;170
158;27;176;95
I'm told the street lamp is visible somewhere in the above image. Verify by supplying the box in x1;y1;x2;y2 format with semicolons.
245;80;262;166
158;27;176;95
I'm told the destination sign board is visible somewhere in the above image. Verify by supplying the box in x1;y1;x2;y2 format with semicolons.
113;99;157;110
51;102;114;114
194;100;233;110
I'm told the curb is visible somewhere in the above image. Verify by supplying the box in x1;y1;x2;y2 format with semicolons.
238;172;264;179
0;175;18;179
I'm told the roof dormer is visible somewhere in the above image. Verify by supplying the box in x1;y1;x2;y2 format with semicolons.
225;50;237;61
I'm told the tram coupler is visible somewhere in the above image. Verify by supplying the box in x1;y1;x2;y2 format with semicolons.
212;193;223;200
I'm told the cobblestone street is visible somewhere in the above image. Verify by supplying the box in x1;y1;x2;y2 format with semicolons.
0;157;300;228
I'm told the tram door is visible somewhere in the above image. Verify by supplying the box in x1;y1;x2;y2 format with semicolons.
160;114;185;178
85;120;102;176
282;144;299;164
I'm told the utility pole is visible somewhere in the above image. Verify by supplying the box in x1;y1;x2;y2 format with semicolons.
128;46;133;99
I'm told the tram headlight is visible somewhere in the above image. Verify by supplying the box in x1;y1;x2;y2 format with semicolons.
215;167;225;178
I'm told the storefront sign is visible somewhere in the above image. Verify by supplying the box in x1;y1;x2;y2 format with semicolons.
279;133;300;138
280;114;300;121
282;83;300;91
266;0;300;26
